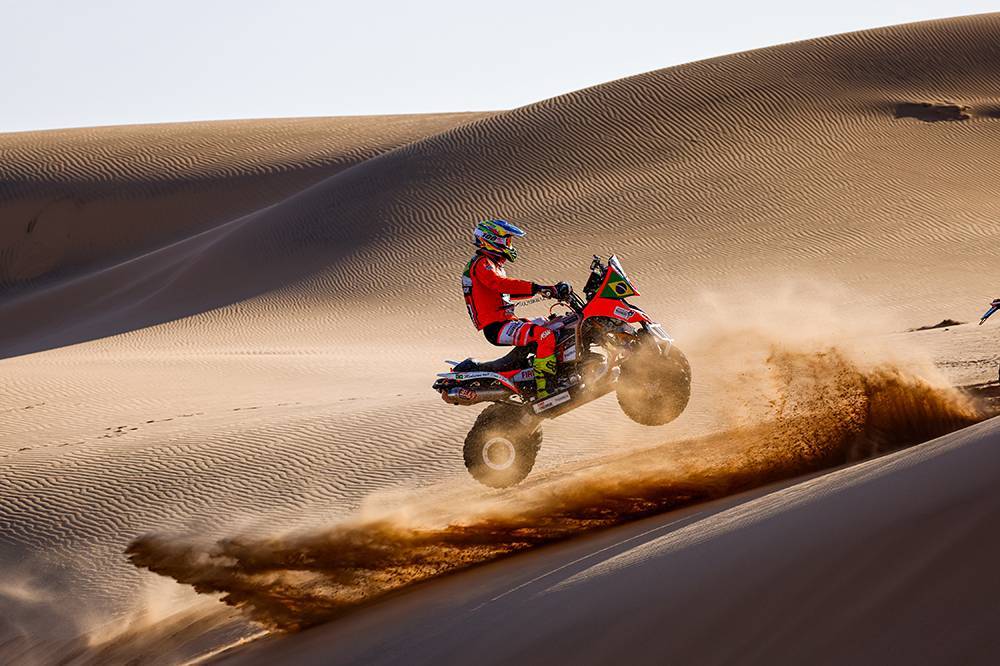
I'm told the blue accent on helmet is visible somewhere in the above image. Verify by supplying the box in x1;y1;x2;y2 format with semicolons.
492;218;526;237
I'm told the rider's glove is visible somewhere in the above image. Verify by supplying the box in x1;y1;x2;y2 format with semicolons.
992;298;1000;307
532;282;572;300
532;283;572;300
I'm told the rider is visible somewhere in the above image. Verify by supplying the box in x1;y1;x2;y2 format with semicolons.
462;219;569;399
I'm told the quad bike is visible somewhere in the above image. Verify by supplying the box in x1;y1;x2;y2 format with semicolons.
433;255;691;487
980;299;1000;325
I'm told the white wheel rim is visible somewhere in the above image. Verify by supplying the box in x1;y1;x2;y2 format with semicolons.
483;437;517;470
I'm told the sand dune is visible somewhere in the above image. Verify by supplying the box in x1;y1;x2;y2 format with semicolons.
6;15;1000;356
0;113;485;288
2;12;1000;664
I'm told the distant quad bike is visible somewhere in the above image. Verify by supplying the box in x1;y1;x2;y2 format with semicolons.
433;255;691;487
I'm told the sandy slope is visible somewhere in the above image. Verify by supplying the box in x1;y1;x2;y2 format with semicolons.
0;113;486;288
223;416;1000;666
2;12;1000;664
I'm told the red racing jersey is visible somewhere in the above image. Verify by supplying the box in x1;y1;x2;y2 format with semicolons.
462;252;534;330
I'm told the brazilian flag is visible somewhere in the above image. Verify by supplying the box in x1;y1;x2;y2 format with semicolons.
600;272;636;299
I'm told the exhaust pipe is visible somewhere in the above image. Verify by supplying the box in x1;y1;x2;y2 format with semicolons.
441;387;510;405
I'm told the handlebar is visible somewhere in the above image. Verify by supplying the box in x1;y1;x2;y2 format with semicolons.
548;257;606;313
543;256;607;314
540;284;585;313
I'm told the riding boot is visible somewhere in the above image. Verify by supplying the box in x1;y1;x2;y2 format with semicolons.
533;353;557;400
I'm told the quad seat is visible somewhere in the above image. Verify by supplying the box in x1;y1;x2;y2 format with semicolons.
453;346;530;373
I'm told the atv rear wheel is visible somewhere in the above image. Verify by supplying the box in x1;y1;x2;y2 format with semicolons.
464;403;542;488
617;344;692;426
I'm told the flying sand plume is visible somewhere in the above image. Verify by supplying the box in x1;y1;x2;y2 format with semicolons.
127;343;982;631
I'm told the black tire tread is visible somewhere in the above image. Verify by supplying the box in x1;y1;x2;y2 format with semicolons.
463;403;541;488
617;345;692;426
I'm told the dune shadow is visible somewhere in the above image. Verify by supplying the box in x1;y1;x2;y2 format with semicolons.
0;159;394;360
977;105;1000;119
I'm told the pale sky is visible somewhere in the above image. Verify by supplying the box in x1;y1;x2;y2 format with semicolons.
1;1;995;133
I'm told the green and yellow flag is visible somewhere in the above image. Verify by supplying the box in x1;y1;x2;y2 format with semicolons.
600;272;636;299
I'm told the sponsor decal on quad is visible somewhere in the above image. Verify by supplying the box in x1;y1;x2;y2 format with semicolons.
613;306;634;320
457;387;477;401
512;368;535;382
453;371;506;381
532;391;572;413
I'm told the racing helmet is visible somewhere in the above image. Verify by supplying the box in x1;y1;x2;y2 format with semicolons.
473;218;525;261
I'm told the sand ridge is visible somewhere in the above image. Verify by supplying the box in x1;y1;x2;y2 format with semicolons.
5;15;1000;359
221;415;1000;666
0;113;488;288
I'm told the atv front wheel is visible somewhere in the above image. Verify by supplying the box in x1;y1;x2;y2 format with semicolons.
617;344;692;426
464;403;542;488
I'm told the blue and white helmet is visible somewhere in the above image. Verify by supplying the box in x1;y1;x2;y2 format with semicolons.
473;218;526;261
